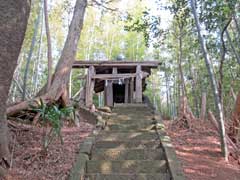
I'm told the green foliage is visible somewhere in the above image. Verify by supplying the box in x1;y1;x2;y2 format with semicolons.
77;2;148;61
32;99;74;151
199;0;236;31
9;0;240;124
166;0;190;28
124;10;164;47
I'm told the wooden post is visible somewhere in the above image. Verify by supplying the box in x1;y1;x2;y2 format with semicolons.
79;86;86;105
104;80;113;107
136;65;142;103
112;67;117;74
124;79;129;103
104;67;117;106
85;66;95;107
130;77;134;103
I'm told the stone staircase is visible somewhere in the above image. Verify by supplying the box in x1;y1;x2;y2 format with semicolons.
84;105;171;180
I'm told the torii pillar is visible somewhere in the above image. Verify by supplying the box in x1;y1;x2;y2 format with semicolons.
85;66;95;107
104;81;113;107
104;67;117;107
124;79;129;103
135;65;142;103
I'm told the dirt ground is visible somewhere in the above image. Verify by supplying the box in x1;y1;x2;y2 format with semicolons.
3;116;240;180
164;120;240;180
5;121;94;180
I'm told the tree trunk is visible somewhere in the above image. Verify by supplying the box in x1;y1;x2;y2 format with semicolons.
230;87;237;101
226;30;240;64
189;60;199;117
218;19;232;105
176;26;195;122
178;27;187;96
7;0;88;115
165;71;170;115
44;0;53;91
190;0;228;160
233;15;240;48
229;91;240;144
22;3;41;100
69;70;72;98
46;0;87;102
0;0;31;175
200;92;207;120
208;110;238;153
33;5;44;94
173;73;178;117
13;77;30;100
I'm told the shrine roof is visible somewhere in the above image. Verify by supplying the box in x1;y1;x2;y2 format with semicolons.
72;60;161;69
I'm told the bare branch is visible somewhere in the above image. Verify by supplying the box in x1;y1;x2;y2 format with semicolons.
89;0;119;12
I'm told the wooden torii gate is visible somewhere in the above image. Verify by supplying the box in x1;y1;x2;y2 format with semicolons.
72;61;160;107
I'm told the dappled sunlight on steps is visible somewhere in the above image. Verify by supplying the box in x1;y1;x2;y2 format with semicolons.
84;105;172;180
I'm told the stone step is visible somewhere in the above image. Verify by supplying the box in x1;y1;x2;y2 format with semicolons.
108;117;153;122
85;173;171;180
111;112;153;116
95;140;161;149
112;107;150;110
111;115;152;118
97;132;159;141
91;148;164;160
106;124;155;131
113;103;149;108
107;119;153;125
86;160;167;174
111;111;153;117
111;112;153;117
112;108;152;112
103;130;156;134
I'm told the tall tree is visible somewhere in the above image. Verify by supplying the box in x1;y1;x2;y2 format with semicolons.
44;0;53;91
7;0;88;115
190;0;228;160
45;0;87;104
22;1;42;100
0;0;31;176
168;0;190;97
33;5;44;94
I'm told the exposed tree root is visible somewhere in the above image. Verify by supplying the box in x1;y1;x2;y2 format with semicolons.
33;112;41;125
7;82;69;116
228;91;240;146
7;0;88;118
208;110;240;163
171;96;196;130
